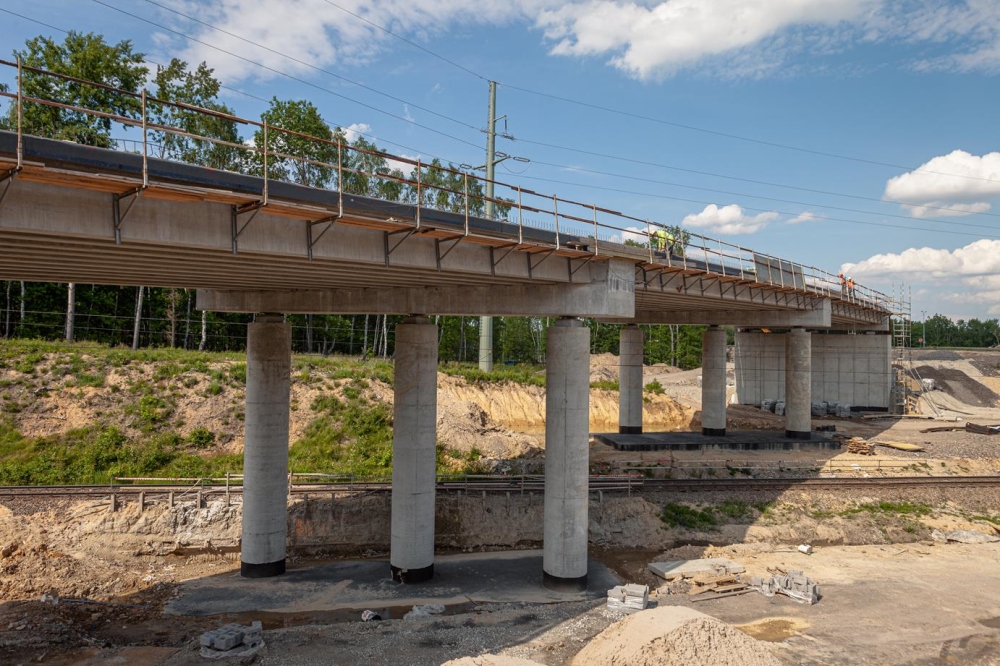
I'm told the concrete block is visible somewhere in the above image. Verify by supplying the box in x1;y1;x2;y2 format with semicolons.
811;402;828;417
648;558;745;581
774;400;786;416
836;404;853;418
761;400;776;413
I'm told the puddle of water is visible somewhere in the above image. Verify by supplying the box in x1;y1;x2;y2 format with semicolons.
218;601;478;630
735;617;809;643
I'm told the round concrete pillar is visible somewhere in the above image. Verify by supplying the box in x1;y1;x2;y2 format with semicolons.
241;314;291;578
390;316;438;583
701;326;727;436
785;328;812;439
618;325;644;434
543;318;590;592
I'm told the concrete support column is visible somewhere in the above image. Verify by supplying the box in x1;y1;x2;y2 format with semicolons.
618;325;643;434
543;318;590;592
241;314;291;578
390;316;438;583
785;328;812;439
701;326;727;436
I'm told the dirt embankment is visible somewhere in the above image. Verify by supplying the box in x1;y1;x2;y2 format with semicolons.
3;351;692;462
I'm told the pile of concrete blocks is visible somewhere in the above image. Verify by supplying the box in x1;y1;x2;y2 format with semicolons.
774;400;786;416
835;404;853;418
760;400;776;413
811;402;828;417
606;583;649;613
199;621;264;659
751;570;819;605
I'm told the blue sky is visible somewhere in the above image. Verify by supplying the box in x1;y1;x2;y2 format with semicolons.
2;0;1000;321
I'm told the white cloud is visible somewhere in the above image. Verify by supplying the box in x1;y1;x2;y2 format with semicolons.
681;204;777;235
841;239;1000;278
884;150;1000;218
537;0;873;80
786;211;821;224
903;202;992;219
150;0;1000;83
342;122;371;143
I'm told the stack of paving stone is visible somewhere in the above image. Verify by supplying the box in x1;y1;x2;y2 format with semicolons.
606;583;649;613
200;621;264;659
846;437;876;455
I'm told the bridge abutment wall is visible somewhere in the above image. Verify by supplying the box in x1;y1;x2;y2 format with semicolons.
735;330;892;411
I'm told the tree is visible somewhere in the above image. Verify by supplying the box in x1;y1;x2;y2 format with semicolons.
8;32;147;147
254;98;338;187
150;59;243;170
344;135;406;200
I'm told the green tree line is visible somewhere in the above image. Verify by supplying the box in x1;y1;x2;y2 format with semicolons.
912;315;1000;348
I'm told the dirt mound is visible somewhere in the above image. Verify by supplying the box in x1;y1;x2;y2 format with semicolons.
915;365;1000;408
442;657;545;666
590;353;621;384
571;606;781;666
437;400;542;459
913;350;962;362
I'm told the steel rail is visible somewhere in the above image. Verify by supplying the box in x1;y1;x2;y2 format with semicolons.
1;476;998;499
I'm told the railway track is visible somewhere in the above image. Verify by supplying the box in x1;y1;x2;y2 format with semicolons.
1;475;997;500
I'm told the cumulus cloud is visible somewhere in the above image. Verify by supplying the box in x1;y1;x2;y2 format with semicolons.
786;211;821;224
841;239;1000;278
681;204;777;235
147;0;1000;83
884;150;1000;218
342;122;371;143
537;0;872;79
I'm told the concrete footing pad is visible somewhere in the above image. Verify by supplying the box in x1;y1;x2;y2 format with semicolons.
593;430;839;452
166;550;619;617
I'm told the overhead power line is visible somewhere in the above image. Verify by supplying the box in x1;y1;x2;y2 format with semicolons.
316;0;1000;188
2;6;995;243
89;0;486;153
138;0;482;135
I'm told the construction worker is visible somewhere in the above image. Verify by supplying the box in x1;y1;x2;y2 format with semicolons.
838;272;847;297
654;228;668;258
847;276;856;300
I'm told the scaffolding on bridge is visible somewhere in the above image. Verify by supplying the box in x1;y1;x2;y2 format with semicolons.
890;284;939;416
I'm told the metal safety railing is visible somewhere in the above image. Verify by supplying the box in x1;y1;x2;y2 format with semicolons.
0;58;891;312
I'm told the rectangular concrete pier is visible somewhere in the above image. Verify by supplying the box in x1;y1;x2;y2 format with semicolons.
594;430;841;452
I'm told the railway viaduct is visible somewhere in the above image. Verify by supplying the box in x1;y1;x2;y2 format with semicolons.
0;125;892;591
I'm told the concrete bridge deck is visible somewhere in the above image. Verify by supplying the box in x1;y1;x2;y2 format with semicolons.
0;132;888;328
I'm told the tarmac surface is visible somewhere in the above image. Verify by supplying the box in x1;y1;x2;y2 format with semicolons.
166;550;620;618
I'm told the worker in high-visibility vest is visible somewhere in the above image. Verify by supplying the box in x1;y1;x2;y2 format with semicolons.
847;276;855;300
839;272;847;297
654;228;668;258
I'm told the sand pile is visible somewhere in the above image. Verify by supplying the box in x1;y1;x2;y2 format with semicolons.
572;606;781;666
442;657;544;666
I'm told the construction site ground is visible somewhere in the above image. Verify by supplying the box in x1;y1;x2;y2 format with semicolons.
2;346;1000;664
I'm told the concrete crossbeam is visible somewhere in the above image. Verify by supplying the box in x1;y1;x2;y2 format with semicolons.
604;301;831;327
197;260;635;318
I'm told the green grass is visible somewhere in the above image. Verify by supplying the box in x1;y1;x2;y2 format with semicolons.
660;502;717;530
811;500;934;520
589;380;619;391
716;498;752;520
440;362;545;387
644;379;665;395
